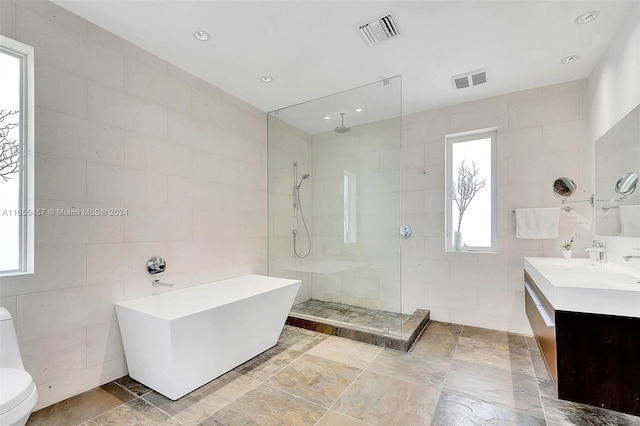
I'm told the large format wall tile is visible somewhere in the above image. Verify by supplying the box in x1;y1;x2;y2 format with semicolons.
0;0;267;411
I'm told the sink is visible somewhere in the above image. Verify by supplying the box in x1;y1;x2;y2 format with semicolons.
551;271;640;286
527;258;640;284
524;256;640;319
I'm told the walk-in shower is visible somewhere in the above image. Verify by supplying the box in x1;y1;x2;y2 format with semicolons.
267;76;406;336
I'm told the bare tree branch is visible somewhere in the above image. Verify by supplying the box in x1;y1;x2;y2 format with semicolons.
0;110;20;182
450;160;487;233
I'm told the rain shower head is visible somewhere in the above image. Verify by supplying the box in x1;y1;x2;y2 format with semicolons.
335;113;351;133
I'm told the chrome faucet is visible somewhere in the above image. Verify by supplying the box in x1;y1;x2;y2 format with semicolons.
585;240;606;262
623;248;640;261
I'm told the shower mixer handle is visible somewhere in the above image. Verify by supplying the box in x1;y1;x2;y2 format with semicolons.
400;225;412;239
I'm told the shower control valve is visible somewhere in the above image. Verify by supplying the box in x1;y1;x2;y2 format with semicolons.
147;256;167;275
400;225;412;239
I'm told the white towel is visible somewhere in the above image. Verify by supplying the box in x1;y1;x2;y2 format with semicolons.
620;205;640;237
515;208;560;239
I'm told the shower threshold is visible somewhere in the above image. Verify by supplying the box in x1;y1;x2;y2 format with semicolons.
287;299;429;352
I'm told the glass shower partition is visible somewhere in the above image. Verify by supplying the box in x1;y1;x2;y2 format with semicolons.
267;76;403;335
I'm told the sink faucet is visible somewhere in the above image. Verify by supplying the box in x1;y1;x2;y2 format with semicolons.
623;248;640;262
585;240;606;262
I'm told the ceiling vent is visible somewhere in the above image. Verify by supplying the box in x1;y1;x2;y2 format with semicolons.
451;69;488;89
358;14;400;46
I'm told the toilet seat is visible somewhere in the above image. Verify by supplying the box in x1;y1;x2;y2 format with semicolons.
0;368;35;415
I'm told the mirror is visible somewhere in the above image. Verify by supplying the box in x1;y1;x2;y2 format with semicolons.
553;177;577;199
615;172;638;197
595;105;640;236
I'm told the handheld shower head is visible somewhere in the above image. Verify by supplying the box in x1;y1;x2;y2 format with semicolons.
296;173;310;188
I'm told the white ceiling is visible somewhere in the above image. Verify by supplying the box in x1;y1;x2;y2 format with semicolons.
54;0;638;134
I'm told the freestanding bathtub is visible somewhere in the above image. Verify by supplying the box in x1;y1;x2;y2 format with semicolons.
115;274;300;400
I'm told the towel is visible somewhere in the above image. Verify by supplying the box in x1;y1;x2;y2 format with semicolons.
515;208;560;239
620;205;640;237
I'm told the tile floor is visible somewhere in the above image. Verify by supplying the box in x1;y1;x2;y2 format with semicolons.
27;322;640;425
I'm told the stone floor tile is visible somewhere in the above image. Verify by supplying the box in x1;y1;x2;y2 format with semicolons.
141;371;260;426
27;382;134;426
267;354;360;408
333;371;440;425
432;391;546;425
452;336;535;376
366;348;450;388
233;345;303;382
114;375;152;396
425;321;464;336
306;336;383;369
314;410;372;425
460;325;511;345
198;384;326;425
443;359;545;419
80;398;181;425
410;330;459;359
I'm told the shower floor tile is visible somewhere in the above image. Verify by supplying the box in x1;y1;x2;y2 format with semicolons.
287;299;429;351
290;299;410;334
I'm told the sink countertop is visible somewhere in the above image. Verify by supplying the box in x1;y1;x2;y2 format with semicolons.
524;257;640;318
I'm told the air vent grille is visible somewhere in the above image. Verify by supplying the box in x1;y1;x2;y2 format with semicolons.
358;14;400;46
453;77;470;89
451;69;488;89
471;71;487;86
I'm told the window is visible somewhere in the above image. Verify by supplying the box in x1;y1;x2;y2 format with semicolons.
0;36;34;275
445;129;497;252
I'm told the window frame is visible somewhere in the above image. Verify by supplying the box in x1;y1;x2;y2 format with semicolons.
445;128;497;253
0;35;35;276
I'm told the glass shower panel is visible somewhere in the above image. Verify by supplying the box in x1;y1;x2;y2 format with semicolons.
267;76;402;335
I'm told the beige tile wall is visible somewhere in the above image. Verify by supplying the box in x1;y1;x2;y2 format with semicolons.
0;1;267;409
267;116;313;304
402;80;591;333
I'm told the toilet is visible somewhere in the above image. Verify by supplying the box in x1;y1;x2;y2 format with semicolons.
0;308;37;426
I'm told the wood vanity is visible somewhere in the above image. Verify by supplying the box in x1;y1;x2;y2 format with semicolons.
524;257;640;416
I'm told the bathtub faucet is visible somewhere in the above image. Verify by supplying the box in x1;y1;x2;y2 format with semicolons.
152;280;174;288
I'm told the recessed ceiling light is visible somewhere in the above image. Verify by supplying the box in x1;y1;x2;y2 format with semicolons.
355;108;363;112
260;76;273;83
575;11;599;25
561;55;579;64
324;116;331;120
193;31;210;41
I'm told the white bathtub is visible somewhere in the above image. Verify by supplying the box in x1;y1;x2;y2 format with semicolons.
115;274;300;400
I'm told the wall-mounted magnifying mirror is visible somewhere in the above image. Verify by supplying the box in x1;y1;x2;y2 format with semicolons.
614;172;638;197
553;177;577;199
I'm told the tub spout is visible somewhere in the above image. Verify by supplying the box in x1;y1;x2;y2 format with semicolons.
152;280;174;288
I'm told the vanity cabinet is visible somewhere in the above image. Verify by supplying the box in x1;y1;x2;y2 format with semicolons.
525;269;640;416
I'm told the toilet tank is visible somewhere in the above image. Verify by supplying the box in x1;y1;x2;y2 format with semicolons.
0;308;25;370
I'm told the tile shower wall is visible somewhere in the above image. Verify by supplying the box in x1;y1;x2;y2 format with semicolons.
402;80;591;333
310;119;402;313
267;116;313;304
0;1;267;409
